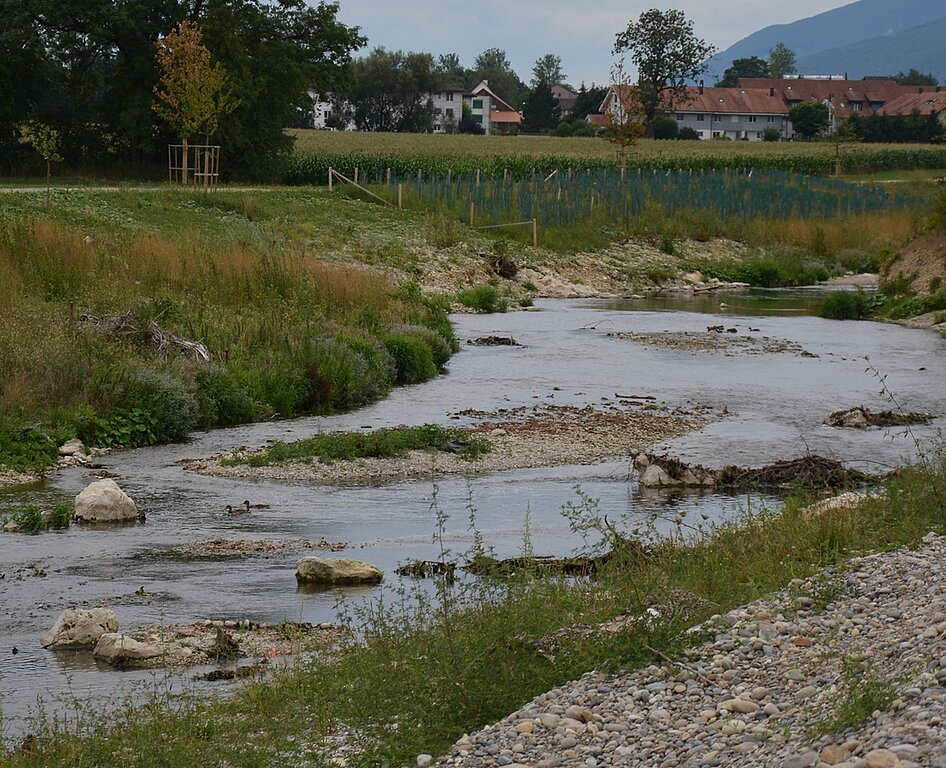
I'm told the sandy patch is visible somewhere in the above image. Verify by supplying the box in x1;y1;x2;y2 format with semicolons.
180;404;708;485
608;329;812;357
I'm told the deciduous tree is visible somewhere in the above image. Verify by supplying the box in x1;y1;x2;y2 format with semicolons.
768;43;797;79
472;48;525;108
153;20;236;183
788;101;829;140
613;8;715;138
716;56;770;88
531;54;565;88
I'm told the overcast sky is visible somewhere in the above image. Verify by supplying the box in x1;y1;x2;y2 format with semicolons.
334;0;853;87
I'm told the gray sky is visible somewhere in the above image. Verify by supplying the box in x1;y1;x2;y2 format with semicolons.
335;1;851;87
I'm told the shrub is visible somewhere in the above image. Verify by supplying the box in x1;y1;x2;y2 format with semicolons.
12;505;45;534
762;127;781;142
458;284;507;313
0;419;62;470
391;324;452;369
194;366;255;428
47;501;73;529
820;290;873;320
126;371;198;443
383;333;438;385
425;215;463;249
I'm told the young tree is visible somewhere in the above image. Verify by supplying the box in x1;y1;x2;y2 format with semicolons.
601;62;645;174
29;123;62;206
716;56;770;87
613;9;715;138
788;101;829;140
768;43;797;79
153;20;236;183
532;54;565;88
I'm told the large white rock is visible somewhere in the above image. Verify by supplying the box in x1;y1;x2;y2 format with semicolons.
74;479;142;523
58;438;86;456
41;608;119;649
296;557;383;585
93;633;161;664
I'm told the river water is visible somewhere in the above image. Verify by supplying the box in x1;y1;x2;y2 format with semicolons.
1;289;944;740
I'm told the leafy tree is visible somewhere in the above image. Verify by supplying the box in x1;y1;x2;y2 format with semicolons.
768;43;797;79
613;8;715;138
28;123;62;204
601;61;645;172
343;48;439;132
716;56;770;87
436;53;470;86
472;48;525;108
0;0;47;170
892;69;938;86
762;126;782;142
788;101;829;139
522;81;560;133
847;111;945;143
153;20;236;183
532;54;565;88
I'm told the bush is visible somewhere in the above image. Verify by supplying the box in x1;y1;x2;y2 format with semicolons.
457;284;508;313
126;371;198;443
304;334;398;411
678;126;700;140
48;502;73;529
12;505;45;534
820;290;873;320
383;333;438;385
762;127;782;142
391;325;452;369
194;366;255;428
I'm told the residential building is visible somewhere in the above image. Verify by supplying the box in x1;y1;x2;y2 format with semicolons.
431;84;466;133
468;80;522;135
306;90;354;131
551;85;577;117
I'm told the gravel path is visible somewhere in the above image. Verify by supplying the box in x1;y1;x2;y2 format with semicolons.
437;533;946;768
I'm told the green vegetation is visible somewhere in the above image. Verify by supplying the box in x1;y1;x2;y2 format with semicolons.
221;423;490;467
814;658;899;735
0;189;457;472
820;290;875;320
457;283;508;313
6;453;946;766
3;501;72;533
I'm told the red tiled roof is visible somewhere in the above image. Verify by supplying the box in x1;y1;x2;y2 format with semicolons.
882;90;946;116
490;111;522;124
606;84;787;115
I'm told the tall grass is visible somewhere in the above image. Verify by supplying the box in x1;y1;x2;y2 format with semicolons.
0;193;456;469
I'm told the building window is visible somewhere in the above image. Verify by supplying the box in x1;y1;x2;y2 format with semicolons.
446;92;454;102
851;102;862;112
472;99;483;110
748;115;757;123
713;131;720;137
676;113;683;121
445;108;454;118
766;115;775;123
474;114;483;123
696;114;705;122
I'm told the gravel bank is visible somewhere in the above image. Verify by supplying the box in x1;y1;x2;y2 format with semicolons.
440;532;946;768
181;404;707;485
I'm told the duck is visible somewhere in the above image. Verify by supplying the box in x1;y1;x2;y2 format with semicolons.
226;502;250;515
243;499;270;509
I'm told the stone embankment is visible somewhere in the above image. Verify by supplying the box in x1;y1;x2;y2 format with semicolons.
439;533;946;768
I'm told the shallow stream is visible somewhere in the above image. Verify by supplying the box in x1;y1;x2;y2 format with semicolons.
2;289;945;739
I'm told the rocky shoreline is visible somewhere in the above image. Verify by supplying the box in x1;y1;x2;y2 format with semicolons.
180;403;709;485
437;533;946;768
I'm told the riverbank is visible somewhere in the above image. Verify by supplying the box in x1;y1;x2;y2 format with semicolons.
180;403;709;484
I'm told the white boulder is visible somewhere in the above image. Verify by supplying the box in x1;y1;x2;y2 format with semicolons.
74;479;142;523
59;438;86;456
41;608;119;649
93;633;162;664
296;557;383;585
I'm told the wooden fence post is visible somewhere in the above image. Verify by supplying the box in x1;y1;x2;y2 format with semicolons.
476;168;480;186
328;167;333;191
469;202;475;226
386;167;391;184
354;167;359;184
397;183;403;209
532;218;537;247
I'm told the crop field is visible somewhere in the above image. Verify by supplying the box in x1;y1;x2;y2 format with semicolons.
287;129;946;183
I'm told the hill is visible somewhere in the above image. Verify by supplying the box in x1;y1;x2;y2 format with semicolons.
705;0;946;83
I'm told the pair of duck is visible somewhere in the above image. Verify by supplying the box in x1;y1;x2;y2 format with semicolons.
225;500;270;515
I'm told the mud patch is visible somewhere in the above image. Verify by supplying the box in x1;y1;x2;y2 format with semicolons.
608;329;811;357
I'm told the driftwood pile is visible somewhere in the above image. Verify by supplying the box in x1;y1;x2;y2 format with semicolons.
824;406;932;429
79;311;210;362
467;335;520;346
633;451;875;491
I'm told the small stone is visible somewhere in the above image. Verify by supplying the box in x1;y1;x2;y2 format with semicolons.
793;636;813;647
514;721;534;734
797;686;818;700
864;749;899;768
539;713;560;729
722;698;760;714
820;745;852;765
783;750;819;768
416;755;433;768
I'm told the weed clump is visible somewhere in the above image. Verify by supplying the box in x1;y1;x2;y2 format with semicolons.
458;284;508;313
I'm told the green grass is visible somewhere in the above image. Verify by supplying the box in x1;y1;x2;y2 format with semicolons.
813;657;899;735
457;283;508;313
6;451;946;766
221;423;491;467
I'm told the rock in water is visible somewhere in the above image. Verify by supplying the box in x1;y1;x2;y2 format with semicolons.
93;633;161;664
74;479;143;523
58;438;86;457
296;557;383;585
41;608;119;649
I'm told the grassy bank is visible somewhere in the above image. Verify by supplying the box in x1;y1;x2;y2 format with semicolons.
0;189;458;472
5;452;945;766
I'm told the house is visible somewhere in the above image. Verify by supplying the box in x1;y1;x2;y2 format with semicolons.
468;80;522;135
306;90;354;131
431;84;466;133
551;85;577;117
600;84;790;141
880;87;946;121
